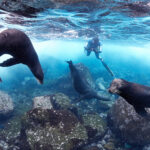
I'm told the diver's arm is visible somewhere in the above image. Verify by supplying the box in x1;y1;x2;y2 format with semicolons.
84;43;88;50
99;45;102;53
84;42;90;50
95;45;102;53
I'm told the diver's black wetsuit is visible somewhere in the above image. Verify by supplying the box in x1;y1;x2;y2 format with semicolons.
85;37;102;59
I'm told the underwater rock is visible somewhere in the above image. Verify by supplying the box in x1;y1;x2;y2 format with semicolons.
76;100;108;116
60;1;100;13
50;93;81;119
50;93;73;110
143;145;150;150
95;77;107;91
103;142;115;150
52;0;100;5
32;93;84;124
20;108;88;150
95;101;111;112
33;93;79;117
124;1;150;17
33;95;53;109
107;97;150;146
82;113;107;140
85;146;101;150
0;0;54;17
97;83;106;91
0;0;100;17
0;116;22;150
0;91;14;119
0;140;9;150
19;106;108;149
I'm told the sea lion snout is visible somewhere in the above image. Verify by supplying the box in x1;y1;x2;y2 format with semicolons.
36;78;43;84
29;63;44;84
35;69;44;84
108;86;118;94
108;87;112;93
108;78;123;94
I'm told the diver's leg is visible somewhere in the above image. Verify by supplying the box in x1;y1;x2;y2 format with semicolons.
95;52;100;59
0;58;20;67
87;50;91;56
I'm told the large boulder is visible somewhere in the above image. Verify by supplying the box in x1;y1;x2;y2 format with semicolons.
19;93;108;149
33;93;77;112
33;95;53;110
50;93;73;110
82;113;107;141
107;97;150;146
20;108;88;150
0;91;14;119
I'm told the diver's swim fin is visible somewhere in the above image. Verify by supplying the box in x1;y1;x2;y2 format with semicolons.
99;57;114;77
66;60;73;65
0;58;20;67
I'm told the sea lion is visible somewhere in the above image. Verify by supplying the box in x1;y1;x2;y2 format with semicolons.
0;29;44;84
66;60;110;102
108;78;150;116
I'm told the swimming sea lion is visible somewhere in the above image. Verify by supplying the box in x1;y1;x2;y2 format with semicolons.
66;60;110;102
108;78;150;116
0;29;44;84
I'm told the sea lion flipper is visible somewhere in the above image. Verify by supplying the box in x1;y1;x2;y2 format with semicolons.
96;95;110;101
0;58;20;67
134;105;147;117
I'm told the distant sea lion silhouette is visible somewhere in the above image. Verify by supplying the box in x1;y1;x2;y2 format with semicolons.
0;29;44;84
109;78;150;116
66;60;110;102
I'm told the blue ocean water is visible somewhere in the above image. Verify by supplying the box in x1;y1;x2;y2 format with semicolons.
0;2;150;89
0;1;150;149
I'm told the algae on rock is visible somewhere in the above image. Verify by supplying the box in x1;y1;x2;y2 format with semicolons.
82;113;107;139
21;108;88;150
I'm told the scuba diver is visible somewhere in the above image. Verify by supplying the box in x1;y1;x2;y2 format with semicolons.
84;36;114;77
84;36;102;59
